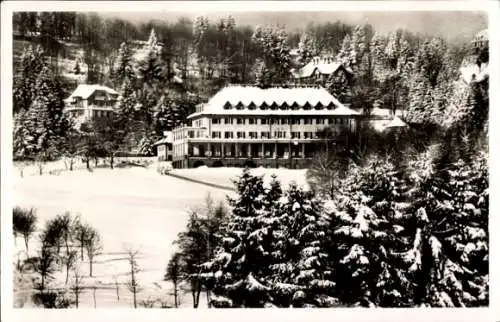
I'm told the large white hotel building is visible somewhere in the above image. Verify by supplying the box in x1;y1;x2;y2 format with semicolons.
168;85;361;168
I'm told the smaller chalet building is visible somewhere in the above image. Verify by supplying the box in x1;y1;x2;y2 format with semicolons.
154;131;173;161
292;56;353;84
64;84;118;124
170;85;360;169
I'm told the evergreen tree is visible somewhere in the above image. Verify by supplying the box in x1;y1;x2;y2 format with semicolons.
135;29;165;85
203;169;277;307
269;184;337;308
252;25;291;85
13;45;47;114
297;33;316;65
402;147;489;307
331;156;414;307
14;66;71;161
113;42;134;87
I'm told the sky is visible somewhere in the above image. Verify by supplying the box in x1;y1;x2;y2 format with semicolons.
99;10;488;44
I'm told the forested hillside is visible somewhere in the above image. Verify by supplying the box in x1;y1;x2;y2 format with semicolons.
12;11;488;167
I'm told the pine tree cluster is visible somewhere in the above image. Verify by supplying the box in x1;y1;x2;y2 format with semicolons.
197;139;487;308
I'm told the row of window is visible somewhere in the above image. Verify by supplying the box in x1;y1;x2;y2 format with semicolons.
67;110;112;118
212;117;347;126
173;129;205;140
222;101;337;110
211;130;343;139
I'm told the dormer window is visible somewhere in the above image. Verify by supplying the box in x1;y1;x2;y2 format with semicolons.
236;102;244;110
224;102;232;110
270;102;278;110
280;102;289;110
326;102;335;110
303;102;311;110
290;102;299;110
314;102;323;110
260;102;268;110
248;102;256;110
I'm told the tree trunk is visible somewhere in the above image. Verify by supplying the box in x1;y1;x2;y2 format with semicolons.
80;243;84;260
133;287;137;309
70;159;74;171
195;279;201;309
86;158;90;169
110;155;114;169
93;287;97;308
115;281;120;302
75;290;79;308
207;289;212;308
24;235;29;257
94;157;98;167
66;266;70;284
89;257;93;277
191;280;197;308
174;281;178;308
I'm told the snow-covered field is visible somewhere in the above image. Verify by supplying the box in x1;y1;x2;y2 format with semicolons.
12;165;308;308
172;166;309;190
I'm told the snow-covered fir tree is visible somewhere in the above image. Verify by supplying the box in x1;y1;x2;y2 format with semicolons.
330;156;415;307
202;169;278;307
14;66;71;161
113;42;134;87
402;147;489;307
268;183;337;308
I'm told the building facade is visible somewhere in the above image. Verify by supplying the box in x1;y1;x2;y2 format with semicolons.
64;84;118;124
170;85;360;169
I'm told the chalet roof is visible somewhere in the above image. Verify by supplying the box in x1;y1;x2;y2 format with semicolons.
67;84;118;101
385;116;408;129
187;85;360;119
153;132;173;146
293;58;353;79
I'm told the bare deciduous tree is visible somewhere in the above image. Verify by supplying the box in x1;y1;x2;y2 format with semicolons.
84;227;102;277
126;248;142;308
73;217;90;260
165;252;182;308
70;267;84;308
63;250;78;285
35;245;56;291
13;207;38;256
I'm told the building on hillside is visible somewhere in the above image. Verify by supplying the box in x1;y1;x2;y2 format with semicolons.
473;29;488;50
292;56;353;84
64;84;118;124
170;85;361;169
153;131;173;161
358;107;406;133
460;29;489;85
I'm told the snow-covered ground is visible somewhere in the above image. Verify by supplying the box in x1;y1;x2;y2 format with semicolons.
172;166;309;190
13;167;231;308
12;165;308;308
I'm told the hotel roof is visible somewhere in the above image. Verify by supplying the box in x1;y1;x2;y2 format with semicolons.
187;85;360;119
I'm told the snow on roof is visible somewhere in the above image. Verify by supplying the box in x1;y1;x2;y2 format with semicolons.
67;84;118;100
293;58;351;79
385;116;408;129
187;85;360;118
153;132;173;146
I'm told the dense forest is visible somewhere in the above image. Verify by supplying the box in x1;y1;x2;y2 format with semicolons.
12;11;489;308
12;12;487;163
